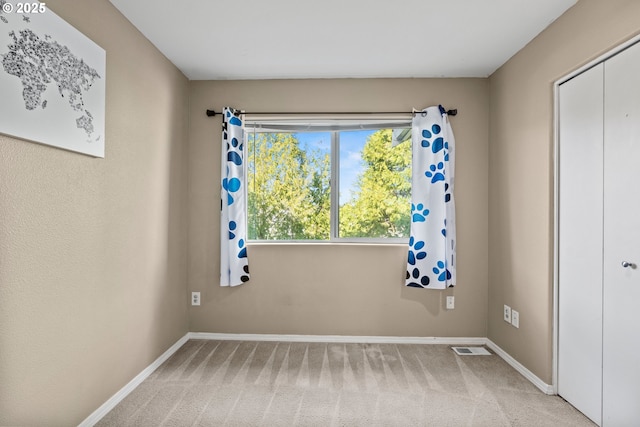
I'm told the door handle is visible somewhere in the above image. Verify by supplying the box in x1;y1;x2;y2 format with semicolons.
621;261;636;268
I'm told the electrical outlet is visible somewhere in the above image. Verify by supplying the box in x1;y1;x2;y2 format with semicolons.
446;296;455;310
191;292;201;306
511;310;519;328
504;305;511;323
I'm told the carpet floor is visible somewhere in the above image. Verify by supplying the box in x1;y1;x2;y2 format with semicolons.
97;340;594;426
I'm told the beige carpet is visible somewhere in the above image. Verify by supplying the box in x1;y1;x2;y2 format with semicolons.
97;340;594;426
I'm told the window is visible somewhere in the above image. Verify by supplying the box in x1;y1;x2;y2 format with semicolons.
246;120;412;242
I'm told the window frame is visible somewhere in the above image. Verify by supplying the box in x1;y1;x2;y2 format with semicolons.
244;118;412;244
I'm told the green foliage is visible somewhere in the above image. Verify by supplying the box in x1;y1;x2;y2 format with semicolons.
247;133;330;240
340;129;411;238
247;129;411;240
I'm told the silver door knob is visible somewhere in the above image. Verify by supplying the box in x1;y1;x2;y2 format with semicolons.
621;261;635;268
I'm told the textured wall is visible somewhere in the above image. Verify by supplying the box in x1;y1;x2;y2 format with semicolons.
0;0;189;424
188;78;489;338
488;0;640;383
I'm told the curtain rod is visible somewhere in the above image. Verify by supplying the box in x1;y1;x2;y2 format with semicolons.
205;108;457;117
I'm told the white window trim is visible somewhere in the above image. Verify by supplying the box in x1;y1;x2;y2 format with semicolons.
244;118;411;244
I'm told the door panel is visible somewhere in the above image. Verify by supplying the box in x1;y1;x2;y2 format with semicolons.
558;63;604;426
603;41;640;426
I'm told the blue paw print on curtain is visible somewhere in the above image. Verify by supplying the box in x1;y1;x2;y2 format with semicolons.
408;236;427;265
443;141;450;161
441;219;447;237
425;162;445;183
229;220;237;240
433;260;452;282
421;124;445;154
444;183;451;203
227;110;242;127
411;203;430;222
227;137;243;166
222;177;241;205
238;239;247;259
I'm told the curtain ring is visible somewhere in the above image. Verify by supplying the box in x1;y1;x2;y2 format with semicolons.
412;108;428;117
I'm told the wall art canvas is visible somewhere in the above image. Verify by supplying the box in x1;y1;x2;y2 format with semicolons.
0;1;105;157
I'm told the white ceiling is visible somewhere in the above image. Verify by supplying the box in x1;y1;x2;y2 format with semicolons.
108;0;577;81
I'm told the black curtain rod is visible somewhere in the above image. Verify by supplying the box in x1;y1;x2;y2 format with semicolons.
206;108;457;117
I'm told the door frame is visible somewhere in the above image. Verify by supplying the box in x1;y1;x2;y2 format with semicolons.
553;33;640;394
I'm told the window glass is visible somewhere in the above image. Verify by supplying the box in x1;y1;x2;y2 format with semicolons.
339;129;411;238
247;131;330;240
246;124;411;242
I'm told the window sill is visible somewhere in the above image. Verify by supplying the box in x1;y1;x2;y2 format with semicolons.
247;240;408;247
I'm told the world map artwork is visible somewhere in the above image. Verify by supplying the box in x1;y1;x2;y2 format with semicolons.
0;0;105;157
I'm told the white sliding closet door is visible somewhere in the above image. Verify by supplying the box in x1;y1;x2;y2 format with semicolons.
558;40;640;427
602;41;640;426
557;63;604;426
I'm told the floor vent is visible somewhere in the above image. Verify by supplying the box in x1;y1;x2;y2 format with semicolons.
452;346;491;356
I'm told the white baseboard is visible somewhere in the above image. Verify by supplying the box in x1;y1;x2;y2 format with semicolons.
485;339;554;395
78;333;190;427
188;332;487;345
79;333;554;426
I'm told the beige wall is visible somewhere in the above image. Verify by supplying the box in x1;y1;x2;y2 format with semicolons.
189;79;489;338
488;0;640;383
0;0;189;425
8;0;634;421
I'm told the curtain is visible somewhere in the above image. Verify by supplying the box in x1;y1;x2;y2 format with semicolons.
220;107;250;286
405;105;456;289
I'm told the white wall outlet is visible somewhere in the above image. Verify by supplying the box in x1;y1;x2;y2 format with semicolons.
191;292;201;306
504;305;511;323
511;309;519;328
446;296;455;310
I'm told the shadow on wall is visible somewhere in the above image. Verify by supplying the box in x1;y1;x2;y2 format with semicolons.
400;284;446;317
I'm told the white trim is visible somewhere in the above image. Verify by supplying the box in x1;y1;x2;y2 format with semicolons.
556;34;640;86
77;333;190;427
486;339;554;395
330;130;339;240
80;333;554;425
187;332;486;345
552;73;561;396
552;33;640;397
244;125;413;245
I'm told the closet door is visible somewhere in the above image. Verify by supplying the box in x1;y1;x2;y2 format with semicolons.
602;41;640;426
557;63;604;426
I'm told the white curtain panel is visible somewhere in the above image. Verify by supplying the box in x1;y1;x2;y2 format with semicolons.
406;105;456;289
220;107;250;286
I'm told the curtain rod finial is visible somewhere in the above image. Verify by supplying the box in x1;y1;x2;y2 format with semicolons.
206;109;217;117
